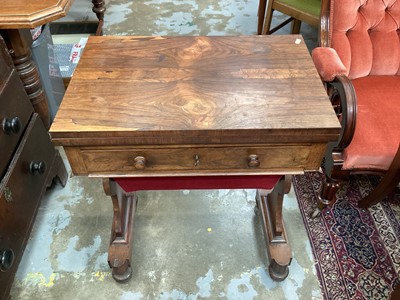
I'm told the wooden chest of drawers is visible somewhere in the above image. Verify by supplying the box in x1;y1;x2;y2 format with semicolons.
0;35;67;300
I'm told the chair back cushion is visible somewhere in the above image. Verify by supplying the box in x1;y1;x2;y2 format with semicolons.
329;0;400;79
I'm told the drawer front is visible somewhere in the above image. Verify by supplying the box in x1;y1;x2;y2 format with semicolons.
80;145;316;175
0;70;34;177
0;114;55;291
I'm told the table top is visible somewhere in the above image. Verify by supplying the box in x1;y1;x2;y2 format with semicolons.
0;0;73;29
50;35;340;147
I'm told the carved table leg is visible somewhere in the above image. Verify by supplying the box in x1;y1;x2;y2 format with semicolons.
92;0;106;36
256;175;292;281
1;29;50;129
103;179;137;282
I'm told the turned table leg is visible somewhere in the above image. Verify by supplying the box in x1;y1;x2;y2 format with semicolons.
103;179;137;282
256;175;292;281
92;0;106;36
1;29;50;129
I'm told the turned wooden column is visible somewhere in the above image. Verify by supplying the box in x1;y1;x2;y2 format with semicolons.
1;29;50;129
0;0;74;129
92;0;106;36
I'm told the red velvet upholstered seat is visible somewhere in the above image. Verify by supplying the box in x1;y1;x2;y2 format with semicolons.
345;76;400;170
311;0;400;207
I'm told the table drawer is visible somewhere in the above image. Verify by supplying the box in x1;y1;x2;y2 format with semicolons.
0;114;55;289
0;71;34;177
79;145;317;175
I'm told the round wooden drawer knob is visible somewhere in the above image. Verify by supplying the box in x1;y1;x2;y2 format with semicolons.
0;248;14;271
134;156;146;170
2;116;21;135
29;161;46;175
247;154;260;168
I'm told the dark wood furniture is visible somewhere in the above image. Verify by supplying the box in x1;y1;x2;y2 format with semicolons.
91;0;106;35
0;35;68;300
50;35;340;282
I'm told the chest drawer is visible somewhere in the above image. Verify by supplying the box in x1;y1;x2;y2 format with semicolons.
0;114;55;289
76;144;322;176
0;45;13;86
0;70;34;177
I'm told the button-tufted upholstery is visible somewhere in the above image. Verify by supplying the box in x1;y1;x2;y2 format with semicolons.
330;0;400;79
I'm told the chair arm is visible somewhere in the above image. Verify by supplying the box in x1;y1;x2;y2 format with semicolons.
327;75;357;150
312;47;348;82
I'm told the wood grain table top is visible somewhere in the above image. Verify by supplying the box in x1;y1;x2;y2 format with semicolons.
50;35;340;146
0;0;73;29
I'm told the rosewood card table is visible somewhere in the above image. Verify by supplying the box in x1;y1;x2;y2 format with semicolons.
49;35;340;282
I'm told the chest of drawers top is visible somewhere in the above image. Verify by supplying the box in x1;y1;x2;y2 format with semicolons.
0;0;72;29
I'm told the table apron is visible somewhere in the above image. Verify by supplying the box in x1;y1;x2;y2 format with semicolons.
63;143;327;177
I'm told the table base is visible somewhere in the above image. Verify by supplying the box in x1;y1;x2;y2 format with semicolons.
102;175;292;282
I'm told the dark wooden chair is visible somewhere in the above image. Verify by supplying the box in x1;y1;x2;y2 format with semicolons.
257;0;321;35
311;0;400;209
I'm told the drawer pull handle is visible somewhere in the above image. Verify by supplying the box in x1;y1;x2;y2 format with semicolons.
247;154;260;168
30;161;46;175
2;117;21;135
134;156;146;170
0;248;14;272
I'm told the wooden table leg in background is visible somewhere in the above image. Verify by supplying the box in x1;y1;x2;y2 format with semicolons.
0;29;50;129
256;175;292;281
257;0;267;34
92;0;106;36
103;179;136;283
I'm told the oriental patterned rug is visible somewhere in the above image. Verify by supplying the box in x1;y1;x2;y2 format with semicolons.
293;172;400;300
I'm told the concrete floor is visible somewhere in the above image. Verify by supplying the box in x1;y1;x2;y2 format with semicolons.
11;1;322;299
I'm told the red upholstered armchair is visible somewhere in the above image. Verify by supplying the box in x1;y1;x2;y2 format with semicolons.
312;0;400;209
